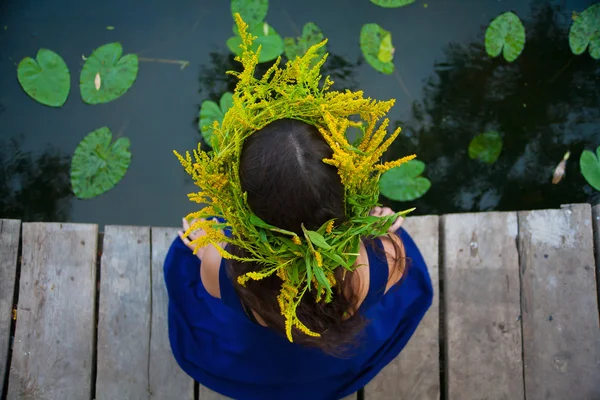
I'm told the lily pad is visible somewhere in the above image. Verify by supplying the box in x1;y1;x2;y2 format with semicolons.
231;0;268;28
199;92;234;145
468;131;503;164
71;126;131;199
283;22;326;61
80;42;138;104
380;160;431;201
17;49;70;107
227;22;284;63
360;23;395;75
370;0;415;7
485;11;526;62
569;3;600;59
580;146;600;191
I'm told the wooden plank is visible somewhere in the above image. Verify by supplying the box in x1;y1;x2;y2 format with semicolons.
96;226;151;399
443;212;524;399
518;205;600;399
150;227;194;399
0;220;20;396
8;223;97;400
593;204;600;314
366;216;440;399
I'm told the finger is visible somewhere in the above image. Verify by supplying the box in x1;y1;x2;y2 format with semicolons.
178;230;192;247
370;206;382;216
381;207;394;216
182;218;190;231
389;217;404;233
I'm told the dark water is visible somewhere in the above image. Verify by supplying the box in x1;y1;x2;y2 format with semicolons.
0;0;598;227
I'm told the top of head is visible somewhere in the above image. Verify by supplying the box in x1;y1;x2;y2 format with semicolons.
240;118;345;235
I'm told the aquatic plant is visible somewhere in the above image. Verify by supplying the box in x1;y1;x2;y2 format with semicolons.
569;3;600;59
580;146;600;191
360;23;395;74
70;127;131;199
17;49;70;107
284;22;326;62
370;0;415;8
199;92;234;145
468;131;503;164
380;160;431;201
80;42;139;104
485;11;526;62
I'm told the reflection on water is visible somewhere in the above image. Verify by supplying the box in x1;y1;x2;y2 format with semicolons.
0;135;72;221
384;1;600;215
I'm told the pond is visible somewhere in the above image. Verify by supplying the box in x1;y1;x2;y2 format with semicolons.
0;0;598;227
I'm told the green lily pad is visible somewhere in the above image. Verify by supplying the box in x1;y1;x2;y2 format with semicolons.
199;92;234;145
17;49;70;107
231;0;268;28
71;126;131;199
227;22;284;63
468;131;503;164
485;11;526;62
360;23;395;75
380;160;431;202
80;42;139;104
370;0;415;7
569;3;600;59
283;22;326;61
580;146;600;191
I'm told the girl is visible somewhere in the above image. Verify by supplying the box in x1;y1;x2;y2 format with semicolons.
165;15;433;400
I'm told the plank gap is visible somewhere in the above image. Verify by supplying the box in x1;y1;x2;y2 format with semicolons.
147;228;153;396
194;380;199;400
515;213;527;400
438;216;447;400
90;232;103;400
356;387;364;400
1;223;21;400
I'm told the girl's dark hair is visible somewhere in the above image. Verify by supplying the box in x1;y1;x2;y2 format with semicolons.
228;118;402;355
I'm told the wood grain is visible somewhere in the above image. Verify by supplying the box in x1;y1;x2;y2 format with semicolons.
7;223;97;400
96;226;151;399
365;216;440;399
0;219;20;396
443;212;524;400
150;228;194;399
518;205;600;399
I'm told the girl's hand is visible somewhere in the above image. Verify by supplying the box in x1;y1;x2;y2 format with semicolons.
370;206;404;233
179;218;209;259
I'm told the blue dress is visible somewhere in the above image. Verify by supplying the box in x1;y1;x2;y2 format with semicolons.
165;228;433;400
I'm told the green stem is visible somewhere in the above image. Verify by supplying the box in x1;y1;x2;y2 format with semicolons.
138;57;190;70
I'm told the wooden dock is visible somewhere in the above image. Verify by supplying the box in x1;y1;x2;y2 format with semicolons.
1;204;599;400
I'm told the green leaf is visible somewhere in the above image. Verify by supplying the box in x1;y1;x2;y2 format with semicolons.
305;253;313;288
17;49;70;107
370;0;415;7
227;22;284;63
485;11;526;62
199;92;234;144
283;22;326;62
580;146;600;191
249;214;275;229
322;251;348;268
379;160;431;201
70;126;131;199
569;4;600;59
231;0;268;28
468;131;503;164
313;266;331;291
360;23;395;74
306;230;332;250
80;42;138;104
